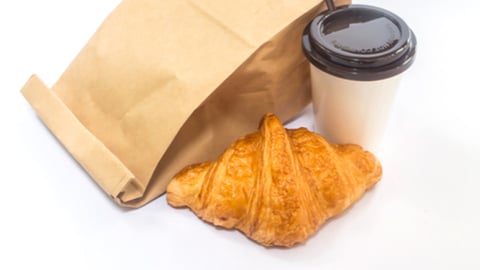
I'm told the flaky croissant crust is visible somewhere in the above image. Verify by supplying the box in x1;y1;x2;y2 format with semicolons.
167;114;382;247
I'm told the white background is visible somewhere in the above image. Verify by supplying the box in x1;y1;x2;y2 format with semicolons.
1;0;480;269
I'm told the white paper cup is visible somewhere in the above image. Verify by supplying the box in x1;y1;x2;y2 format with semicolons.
302;4;416;152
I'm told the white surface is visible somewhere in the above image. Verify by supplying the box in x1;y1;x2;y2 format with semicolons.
1;0;480;269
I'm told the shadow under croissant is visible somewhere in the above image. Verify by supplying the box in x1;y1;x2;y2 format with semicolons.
168;182;381;249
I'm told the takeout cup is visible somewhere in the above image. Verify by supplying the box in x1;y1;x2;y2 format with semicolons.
302;4;416;152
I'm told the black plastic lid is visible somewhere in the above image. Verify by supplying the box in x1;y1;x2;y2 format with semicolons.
302;4;416;81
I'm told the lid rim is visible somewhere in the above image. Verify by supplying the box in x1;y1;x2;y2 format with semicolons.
302;4;417;81
302;28;417;81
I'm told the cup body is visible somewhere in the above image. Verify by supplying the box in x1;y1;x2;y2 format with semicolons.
310;64;401;152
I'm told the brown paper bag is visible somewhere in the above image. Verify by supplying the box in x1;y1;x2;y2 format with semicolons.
21;0;350;208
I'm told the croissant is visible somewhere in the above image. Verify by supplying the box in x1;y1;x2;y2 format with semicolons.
167;113;382;247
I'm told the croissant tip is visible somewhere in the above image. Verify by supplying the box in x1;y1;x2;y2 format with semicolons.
260;112;281;125
166;183;186;208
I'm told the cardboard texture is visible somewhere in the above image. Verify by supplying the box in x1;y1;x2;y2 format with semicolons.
21;0;350;207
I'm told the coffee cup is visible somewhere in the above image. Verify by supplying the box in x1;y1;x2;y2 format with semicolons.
302;4;416;152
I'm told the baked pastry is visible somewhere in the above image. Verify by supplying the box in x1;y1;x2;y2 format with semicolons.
167;113;382;247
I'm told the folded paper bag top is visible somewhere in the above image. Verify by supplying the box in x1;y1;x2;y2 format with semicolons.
21;0;350;207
